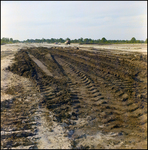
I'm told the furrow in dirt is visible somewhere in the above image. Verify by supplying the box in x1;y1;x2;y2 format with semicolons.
1;46;147;149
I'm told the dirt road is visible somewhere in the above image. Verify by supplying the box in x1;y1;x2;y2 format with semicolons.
1;44;147;149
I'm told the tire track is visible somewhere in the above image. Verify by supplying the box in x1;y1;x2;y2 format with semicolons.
51;49;146;110
1;87;42;149
3;47;147;149
52;56;126;147
50;52;147;148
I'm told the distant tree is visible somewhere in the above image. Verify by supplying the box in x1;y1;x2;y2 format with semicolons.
26;39;30;43
46;39;51;43
41;38;46;43
59;38;64;43
66;38;70;42
13;39;20;43
126;40;129;43
84;38;89;44
51;38;55;43
35;39;41;43
73;39;78;43
10;38;13;43
1;37;20;44
90;40;94;44
2;37;146;45
130;37;136;43
96;39;101;44
78;37;83;44
101;37;107;43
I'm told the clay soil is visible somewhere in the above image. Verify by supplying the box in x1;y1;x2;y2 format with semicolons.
1;45;147;149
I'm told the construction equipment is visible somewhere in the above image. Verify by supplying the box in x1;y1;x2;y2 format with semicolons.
65;40;70;45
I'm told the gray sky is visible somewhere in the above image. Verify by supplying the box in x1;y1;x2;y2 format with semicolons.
1;1;147;41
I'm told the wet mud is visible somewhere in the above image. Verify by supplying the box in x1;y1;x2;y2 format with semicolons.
1;47;147;149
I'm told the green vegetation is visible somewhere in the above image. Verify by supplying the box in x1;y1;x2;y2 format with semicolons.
1;37;146;45
73;37;145;44
1;37;20;45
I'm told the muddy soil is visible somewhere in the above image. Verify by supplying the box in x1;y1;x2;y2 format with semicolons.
1;46;147;149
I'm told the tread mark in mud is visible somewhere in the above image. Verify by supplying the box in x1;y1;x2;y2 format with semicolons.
2;47;147;149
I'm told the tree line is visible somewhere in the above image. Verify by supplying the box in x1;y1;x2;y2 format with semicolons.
1;37;20;45
1;37;147;45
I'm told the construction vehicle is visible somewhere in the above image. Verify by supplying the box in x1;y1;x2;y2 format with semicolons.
65;40;70;45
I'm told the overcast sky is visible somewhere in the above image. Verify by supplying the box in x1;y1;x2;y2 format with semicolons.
1;1;147;41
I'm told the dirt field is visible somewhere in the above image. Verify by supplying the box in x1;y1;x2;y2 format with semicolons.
1;43;147;149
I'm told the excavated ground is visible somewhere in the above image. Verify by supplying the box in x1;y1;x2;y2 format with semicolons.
1;46;147;149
